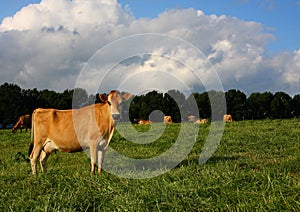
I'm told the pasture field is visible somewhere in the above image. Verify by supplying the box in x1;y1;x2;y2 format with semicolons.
0;119;299;211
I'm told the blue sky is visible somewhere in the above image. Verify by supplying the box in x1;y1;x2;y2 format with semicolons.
1;0;299;54
0;0;299;96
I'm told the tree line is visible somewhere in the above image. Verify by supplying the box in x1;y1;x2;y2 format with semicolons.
0;82;299;127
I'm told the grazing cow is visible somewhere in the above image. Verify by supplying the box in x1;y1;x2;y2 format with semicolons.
12;114;31;133
164;116;172;124
188;115;208;124
223;114;233;122
28;90;130;175
132;119;140;124
194;119;208;124
138;119;152;124
187;115;196;122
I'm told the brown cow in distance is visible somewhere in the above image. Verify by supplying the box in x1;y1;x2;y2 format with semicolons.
132;119;152;124
28;90;130;175
187;115;196;122
188;115;208;124
223;114;233;122
164;116;172;124
194;119;208;124
12;114;31;133
138;119;152;124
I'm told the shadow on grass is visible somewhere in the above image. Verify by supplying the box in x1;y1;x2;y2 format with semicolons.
176;155;240;168
206;155;240;163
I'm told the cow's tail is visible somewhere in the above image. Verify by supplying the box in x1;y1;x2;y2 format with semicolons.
28;143;34;158
28;112;35;157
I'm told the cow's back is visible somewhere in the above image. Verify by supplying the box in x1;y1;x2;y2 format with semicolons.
32;104;113;152
32;108;81;152
23;114;31;128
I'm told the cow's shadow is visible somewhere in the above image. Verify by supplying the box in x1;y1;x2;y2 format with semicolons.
114;155;240;173
176;155;240;168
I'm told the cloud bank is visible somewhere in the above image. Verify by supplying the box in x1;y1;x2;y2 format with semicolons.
0;0;299;96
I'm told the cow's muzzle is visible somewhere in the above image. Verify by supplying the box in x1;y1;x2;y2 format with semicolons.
112;114;121;121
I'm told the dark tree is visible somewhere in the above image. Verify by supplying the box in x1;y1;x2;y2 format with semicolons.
271;92;293;119
163;90;185;122
184;90;225;121
246;92;273;119
128;95;141;122
86;94;96;106
58;89;73;109
184;93;201;120
21;88;41;115
39;89;61;109
0;83;23;127
225;89;247;120
120;91;133;122
0;82;299;126
207;90;226;121
292;94;300;117
72;88;89;109
193;92;211;119
140;91;165;121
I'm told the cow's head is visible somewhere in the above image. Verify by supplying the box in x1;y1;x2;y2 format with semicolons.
99;90;132;121
12;127;17;133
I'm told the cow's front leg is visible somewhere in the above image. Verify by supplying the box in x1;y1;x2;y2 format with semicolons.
90;143;97;175
97;149;106;174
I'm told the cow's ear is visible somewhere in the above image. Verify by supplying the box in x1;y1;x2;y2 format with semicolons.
99;94;108;103
122;92;132;101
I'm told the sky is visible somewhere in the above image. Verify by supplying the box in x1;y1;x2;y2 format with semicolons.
0;0;299;96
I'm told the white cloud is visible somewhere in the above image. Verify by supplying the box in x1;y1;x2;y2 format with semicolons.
0;0;132;32
0;0;299;96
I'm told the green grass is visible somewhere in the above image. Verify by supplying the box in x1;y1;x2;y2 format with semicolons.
0;119;299;211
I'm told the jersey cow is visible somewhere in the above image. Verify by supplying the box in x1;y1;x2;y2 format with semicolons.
223;114;233;122
28;90;130;175
12;114;31;133
164;116;172;124
194;119;208;124
138;119;152;124
188;115;208;124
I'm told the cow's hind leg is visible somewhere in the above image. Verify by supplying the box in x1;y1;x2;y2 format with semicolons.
39;151;50;173
40;140;57;173
30;144;43;175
